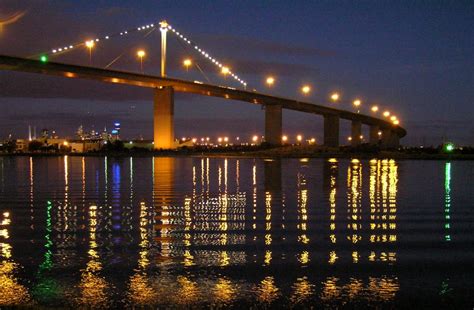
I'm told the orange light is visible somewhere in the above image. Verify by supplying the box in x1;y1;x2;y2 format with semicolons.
383;111;390;117
221;66;230;75
353;99;361;107
183;58;192;67
301;85;311;94
266;76;275;86
371;105;379;112
137;50;146;58
330;92;340;101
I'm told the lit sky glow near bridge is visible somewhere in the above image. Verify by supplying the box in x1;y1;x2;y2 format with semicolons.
0;1;473;145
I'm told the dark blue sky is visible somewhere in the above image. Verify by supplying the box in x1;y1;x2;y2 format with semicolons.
1;0;473;145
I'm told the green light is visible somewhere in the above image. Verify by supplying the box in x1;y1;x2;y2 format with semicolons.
40;55;48;63
444;142;455;153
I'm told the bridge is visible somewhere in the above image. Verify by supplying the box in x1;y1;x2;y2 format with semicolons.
0;20;406;149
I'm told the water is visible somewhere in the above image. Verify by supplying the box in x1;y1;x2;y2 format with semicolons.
0;156;473;308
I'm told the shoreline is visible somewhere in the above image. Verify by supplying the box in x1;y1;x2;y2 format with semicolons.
1;150;473;160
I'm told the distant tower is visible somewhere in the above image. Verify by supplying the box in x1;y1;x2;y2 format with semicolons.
28;125;32;141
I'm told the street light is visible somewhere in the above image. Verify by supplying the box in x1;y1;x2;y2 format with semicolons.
353;99;361;113
221;66;230;76
371;105;379;112
282;135;288;142
297;134;303;143
137;50;146;73
266;76;275;87
393;119;400;125
252;135;258;143
390;115;397;121
85;40;95;64
183;58;192;71
330;92;340;102
301;85;311;95
383;111;390;117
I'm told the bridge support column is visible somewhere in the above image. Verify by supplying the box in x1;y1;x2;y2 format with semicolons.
154;87;175;149
265;104;282;145
381;129;400;149
351;120;362;146
324;115;340;147
369;125;380;145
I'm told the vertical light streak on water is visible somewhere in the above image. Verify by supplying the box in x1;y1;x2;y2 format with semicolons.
297;165;309;265
328;159;338;265
29;157;34;225
444;162;451;242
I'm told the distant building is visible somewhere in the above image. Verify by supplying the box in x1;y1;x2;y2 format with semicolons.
68;140;102;153
15;139;27;152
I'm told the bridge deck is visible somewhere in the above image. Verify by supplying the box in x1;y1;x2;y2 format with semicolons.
0;55;406;137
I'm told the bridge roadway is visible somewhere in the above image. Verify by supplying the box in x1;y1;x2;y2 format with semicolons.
0;55;406;149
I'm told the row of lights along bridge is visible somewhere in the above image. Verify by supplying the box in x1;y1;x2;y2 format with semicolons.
42;20;401;126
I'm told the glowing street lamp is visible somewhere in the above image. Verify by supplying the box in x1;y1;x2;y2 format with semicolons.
137;50;146;73
297;134;303;143
266;76;275;87
252;135;259;143
383;111;390;117
371;105;379;112
444;142;455;153
390;115;397;122
330;92;340;102
282;135;288;142
301;85;311;95
393;119;400;125
221;66;230;76
183;58;192;71
85;40;95;64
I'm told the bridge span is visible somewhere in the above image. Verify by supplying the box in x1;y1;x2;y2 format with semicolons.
0;55;406;149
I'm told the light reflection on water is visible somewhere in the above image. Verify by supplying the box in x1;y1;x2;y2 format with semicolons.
0;156;473;307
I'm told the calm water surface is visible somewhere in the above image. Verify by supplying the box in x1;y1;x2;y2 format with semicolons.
0;156;473;308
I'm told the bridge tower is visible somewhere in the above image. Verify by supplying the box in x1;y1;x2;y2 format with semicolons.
159;20;168;77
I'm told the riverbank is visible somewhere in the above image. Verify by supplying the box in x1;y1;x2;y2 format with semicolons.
2;145;474;160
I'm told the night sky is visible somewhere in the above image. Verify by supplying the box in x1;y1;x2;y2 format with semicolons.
1;0;473;145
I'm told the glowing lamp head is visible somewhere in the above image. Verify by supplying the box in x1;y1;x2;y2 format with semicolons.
297;135;303;142
393;119;400;125
266;76;275;86
371;105;379;112
282;135;288;142
444;142;455;153
330;92;340;101
85;40;95;48
301;85;311;94
40;55;48;63
221;66;230;75
183;58;192;67
353;99;361;107
137;50;146;58
252;135;258;142
383;111;390;117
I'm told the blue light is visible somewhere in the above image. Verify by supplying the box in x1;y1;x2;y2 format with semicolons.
114;122;121;127
111;129;118;134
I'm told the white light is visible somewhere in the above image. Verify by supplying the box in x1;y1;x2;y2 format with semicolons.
58;48;62;51
120;32;123;35
52;50;57;53
151;24;154;27
64;47;68;50
105;36;109;39
138;27;141;30
125;31;128;34
69;45;73;48
95;39;99;42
